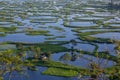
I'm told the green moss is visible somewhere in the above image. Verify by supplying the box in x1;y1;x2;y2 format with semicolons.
42;67;78;77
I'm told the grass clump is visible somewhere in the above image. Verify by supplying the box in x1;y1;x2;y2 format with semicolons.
42;67;78;77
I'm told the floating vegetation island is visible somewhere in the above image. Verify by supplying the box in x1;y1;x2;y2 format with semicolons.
0;0;120;80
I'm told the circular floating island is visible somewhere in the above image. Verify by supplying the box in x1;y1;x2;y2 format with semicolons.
65;21;98;28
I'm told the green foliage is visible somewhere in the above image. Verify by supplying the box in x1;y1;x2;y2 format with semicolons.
0;50;26;80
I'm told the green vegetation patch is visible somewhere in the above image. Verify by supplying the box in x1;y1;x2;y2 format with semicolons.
26;30;53;36
42;67;78;77
28;60;89;76
77;30;120;43
0;26;16;32
79;34;111;43
6;42;69;53
35;43;69;53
